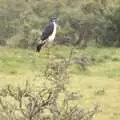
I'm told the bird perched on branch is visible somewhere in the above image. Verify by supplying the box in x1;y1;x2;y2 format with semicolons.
36;17;57;52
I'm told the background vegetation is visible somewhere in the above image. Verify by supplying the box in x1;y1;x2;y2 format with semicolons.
0;0;120;48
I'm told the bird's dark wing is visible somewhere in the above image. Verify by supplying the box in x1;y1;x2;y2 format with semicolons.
41;22;54;41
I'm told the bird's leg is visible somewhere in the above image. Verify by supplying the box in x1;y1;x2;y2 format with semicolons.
44;42;53;59
48;45;50;58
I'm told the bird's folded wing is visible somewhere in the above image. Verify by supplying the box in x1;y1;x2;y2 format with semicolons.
41;23;54;41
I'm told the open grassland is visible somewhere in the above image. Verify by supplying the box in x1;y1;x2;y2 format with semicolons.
0;46;120;120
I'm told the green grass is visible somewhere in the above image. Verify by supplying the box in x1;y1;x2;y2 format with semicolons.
0;45;120;120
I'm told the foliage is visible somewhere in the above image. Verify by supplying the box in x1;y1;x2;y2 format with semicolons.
0;0;120;47
92;0;120;46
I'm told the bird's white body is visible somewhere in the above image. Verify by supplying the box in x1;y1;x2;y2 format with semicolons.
48;22;57;42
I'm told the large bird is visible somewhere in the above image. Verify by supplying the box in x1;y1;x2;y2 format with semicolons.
36;17;57;52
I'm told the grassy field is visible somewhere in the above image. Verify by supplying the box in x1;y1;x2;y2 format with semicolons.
0;45;120;120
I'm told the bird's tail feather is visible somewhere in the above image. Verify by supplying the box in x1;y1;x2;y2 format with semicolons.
36;42;46;52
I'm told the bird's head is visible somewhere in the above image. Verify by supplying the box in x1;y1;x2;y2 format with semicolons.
50;17;57;23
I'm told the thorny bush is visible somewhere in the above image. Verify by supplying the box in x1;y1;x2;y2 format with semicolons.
0;49;98;120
